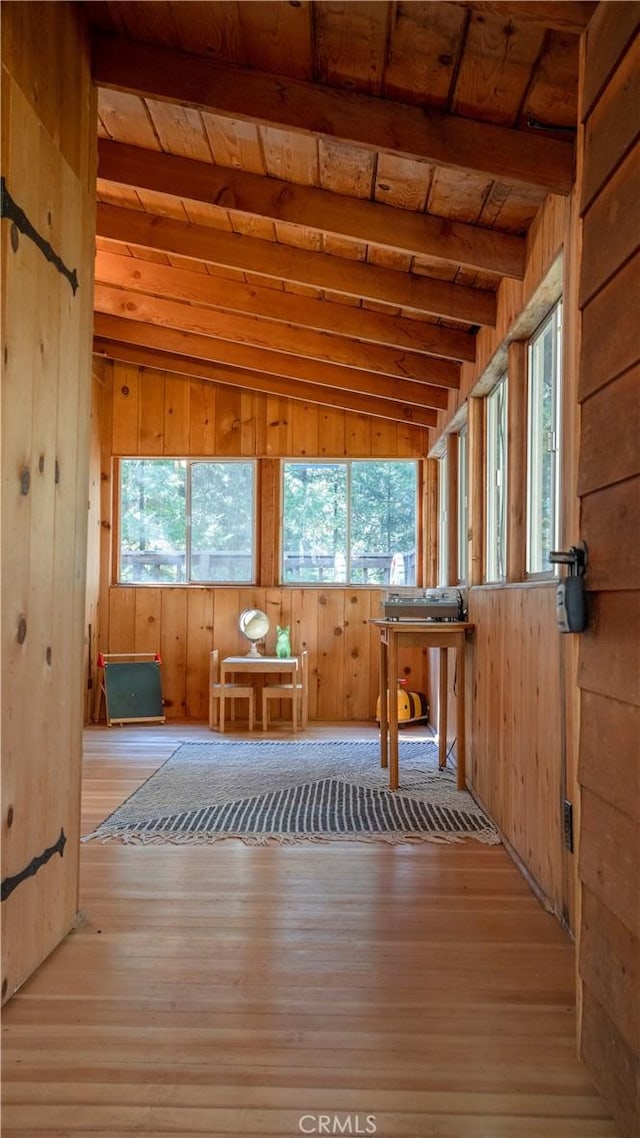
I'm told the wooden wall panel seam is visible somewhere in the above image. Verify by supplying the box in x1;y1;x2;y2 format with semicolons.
577;365;640;496
579;889;640;1056
579;148;640;309
580;983;640;1138
578;256;640;402
581;1;640;122
580;32;640;214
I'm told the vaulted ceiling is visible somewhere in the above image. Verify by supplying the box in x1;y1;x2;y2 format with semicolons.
87;0;594;428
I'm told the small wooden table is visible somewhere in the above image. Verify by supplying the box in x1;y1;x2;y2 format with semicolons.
221;655;300;727
370;620;474;791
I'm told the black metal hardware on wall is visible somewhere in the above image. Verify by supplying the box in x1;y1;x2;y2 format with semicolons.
563;799;574;853
1;829;67;902
550;542;588;634
0;178;78;294
550;544;588;575
526;116;578;135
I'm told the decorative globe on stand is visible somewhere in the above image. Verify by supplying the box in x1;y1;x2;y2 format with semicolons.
238;608;270;657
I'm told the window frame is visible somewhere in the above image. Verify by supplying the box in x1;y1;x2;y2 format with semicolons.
116;457;258;586
485;374;508;583
526;302;563;576
279;458;420;588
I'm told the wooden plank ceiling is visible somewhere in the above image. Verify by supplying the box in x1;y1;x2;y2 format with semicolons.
87;0;592;427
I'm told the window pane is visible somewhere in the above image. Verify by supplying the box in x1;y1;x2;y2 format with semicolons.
119;459;256;585
281;461;417;585
457;431;468;584
191;461;254;583
120;460;187;583
351;462;417;586
527;304;562;574
438;454;448;586
486;377;508;582
282;463;347;583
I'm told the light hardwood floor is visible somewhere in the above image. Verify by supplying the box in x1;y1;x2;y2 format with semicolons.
1;723;619;1137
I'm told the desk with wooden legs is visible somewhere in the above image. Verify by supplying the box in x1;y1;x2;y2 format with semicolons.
370;620;474;791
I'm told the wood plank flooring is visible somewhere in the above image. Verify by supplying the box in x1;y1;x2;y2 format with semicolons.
1;724;619;1137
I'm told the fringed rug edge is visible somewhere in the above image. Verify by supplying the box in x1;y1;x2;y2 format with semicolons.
83;827;501;847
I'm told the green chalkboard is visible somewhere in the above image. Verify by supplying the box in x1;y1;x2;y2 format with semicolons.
104;661;165;725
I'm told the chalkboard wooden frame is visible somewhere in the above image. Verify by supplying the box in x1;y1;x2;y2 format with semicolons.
101;654;165;726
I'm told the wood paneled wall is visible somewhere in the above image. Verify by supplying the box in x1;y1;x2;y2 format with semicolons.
576;7;640;1135
85;364;104;723
427;178;578;924
1;2;96;1001
468;584;564;909
94;359;429;721
102;358;429;460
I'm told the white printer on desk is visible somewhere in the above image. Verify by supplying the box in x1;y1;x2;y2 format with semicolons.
382;588;466;621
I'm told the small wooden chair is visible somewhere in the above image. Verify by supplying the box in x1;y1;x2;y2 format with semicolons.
262;650;308;732
208;649;255;733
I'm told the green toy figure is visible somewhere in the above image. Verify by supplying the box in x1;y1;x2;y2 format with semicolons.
275;625;291;658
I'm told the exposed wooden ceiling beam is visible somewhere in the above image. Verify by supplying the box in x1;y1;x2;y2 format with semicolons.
98;140;527;279
92;32;575;195
96;203;497;327
94;285;461;389
92;339;438;429
95;251;477;362
93;314;454;410
452;2;597;34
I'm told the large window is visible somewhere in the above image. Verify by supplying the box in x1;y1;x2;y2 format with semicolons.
527;303;563;574
438;453;448;586
457;428;468;584
119;459;255;583
486;375;508;582
281;460;418;585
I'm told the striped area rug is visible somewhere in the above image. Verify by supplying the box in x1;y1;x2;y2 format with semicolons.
84;739;500;846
